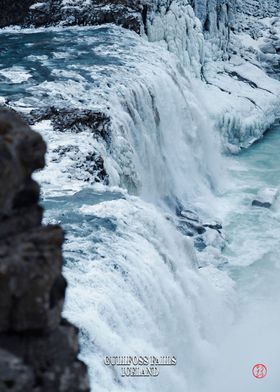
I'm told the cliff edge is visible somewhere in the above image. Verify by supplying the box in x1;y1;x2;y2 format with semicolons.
0;108;89;392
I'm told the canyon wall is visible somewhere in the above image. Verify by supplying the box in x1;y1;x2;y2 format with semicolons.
0;108;89;392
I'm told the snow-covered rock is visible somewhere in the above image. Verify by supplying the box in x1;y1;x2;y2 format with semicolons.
252;187;279;208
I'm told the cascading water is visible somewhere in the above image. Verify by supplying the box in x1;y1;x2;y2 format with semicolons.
108;57;225;210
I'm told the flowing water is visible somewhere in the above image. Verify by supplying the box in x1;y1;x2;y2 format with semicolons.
205;125;280;392
1;26;280;391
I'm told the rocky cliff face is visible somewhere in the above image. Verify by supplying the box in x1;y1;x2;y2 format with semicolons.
0;0;37;27
28;0;144;32
0;108;89;392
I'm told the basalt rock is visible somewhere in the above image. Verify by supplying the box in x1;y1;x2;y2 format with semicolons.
29;107;111;143
0;0;37;27
29;0;145;33
0;108;89;392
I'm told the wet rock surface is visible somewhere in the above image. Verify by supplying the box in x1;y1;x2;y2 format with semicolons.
27;107;110;184
0;108;89;392
29;107;111;142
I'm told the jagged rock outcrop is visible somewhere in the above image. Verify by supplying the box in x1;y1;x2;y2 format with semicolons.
0;108;89;392
29;0;146;32
26;107;111;184
28;107;111;141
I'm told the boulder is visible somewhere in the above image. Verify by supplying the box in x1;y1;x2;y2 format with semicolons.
252;187;278;208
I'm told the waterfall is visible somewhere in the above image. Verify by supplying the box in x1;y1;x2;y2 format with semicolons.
57;192;234;392
106;49;225;212
36;26;232;392
0;22;237;392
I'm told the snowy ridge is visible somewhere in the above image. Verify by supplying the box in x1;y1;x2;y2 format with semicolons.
202;51;280;150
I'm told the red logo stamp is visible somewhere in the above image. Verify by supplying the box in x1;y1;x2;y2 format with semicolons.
252;364;267;379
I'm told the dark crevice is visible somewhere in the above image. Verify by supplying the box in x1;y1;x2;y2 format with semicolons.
141;4;148;35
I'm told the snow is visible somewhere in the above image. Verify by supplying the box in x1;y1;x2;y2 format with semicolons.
144;0;280;150
29;3;48;10
201;55;280;149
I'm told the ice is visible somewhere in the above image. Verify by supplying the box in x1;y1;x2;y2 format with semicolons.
147;1;204;77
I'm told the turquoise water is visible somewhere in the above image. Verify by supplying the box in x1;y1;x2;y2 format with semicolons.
206;125;280;391
0;27;125;103
225;125;280;291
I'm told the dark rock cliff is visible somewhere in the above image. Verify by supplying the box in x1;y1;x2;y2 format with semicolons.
29;0;145;33
0;0;37;27
0;108;89;392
